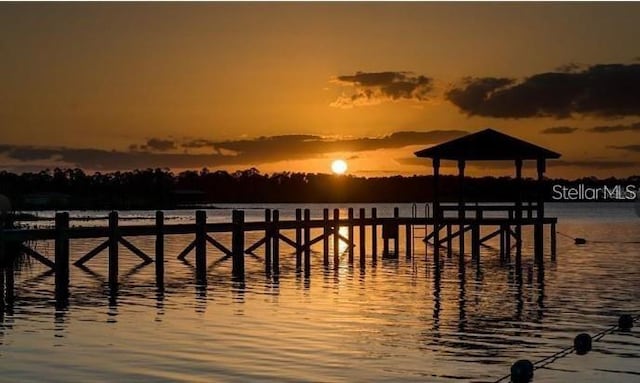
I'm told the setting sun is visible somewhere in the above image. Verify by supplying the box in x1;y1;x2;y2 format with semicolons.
331;159;348;175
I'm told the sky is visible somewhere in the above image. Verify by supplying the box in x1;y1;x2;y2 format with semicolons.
1;2;640;178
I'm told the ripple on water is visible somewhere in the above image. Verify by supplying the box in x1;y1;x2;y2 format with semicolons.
1;204;640;382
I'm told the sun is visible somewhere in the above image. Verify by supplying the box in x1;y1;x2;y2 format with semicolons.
331;159;348;175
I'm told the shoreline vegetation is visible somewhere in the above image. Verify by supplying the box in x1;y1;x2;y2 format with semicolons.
0;168;638;210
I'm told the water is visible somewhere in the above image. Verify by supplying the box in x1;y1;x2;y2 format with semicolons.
1;203;639;382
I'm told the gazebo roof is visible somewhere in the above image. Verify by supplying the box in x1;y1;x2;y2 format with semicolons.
414;128;561;161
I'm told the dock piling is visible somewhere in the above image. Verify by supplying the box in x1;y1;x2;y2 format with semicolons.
272;210;280;275
155;211;164;288
303;209;311;277
232;210;245;279
322;208;329;267
108;211;119;290
393;207;400;255
295;208;302;272
348;208;354;264
195;210;207;283
359;208;366;268
264;209;272;275
371;208;377;264
54;212;70;299
333;208;340;268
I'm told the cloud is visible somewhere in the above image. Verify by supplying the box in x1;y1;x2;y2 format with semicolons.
331;71;433;108
145;138;177;152
446;64;640;118
1;130;467;171
609;144;640;153
586;122;640;133
541;126;578;134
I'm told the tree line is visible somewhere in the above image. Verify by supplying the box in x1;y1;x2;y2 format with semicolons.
0;168;637;209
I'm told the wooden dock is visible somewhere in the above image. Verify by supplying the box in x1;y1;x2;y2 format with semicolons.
0;205;557;306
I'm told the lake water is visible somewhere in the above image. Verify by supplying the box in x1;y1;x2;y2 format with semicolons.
1;203;639;382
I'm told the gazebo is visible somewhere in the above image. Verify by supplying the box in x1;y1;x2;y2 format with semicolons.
414;128;561;263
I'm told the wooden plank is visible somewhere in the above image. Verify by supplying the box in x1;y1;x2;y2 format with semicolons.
479;228;502;243
206;234;232;257
119;237;153;263
21;245;55;269
245;237;267;254
278;233;299;250
177;240;196;260
74;239;109;266
337;233;354;247
304;232;330;249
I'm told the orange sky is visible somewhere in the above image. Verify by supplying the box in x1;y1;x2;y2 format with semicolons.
1;3;639;178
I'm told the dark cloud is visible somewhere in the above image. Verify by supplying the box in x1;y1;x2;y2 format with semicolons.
587;122;640;133
1;130;467;171
331;71;433;107
541;126;578;134
446;64;640;118
145;138;177;152
609;144;640;153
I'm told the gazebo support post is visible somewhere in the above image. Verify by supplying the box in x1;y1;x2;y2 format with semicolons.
458;159;465;258
432;158;441;263
534;158;545;263
515;158;523;271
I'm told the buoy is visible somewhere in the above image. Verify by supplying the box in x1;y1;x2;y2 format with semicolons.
510;359;534;383
574;238;587;245
574;333;592;355
619;314;634;331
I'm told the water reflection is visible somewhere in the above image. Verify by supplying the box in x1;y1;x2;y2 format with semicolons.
1;207;640;383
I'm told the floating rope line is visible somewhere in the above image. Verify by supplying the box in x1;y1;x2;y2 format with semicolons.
494;314;639;383
556;231;640;245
